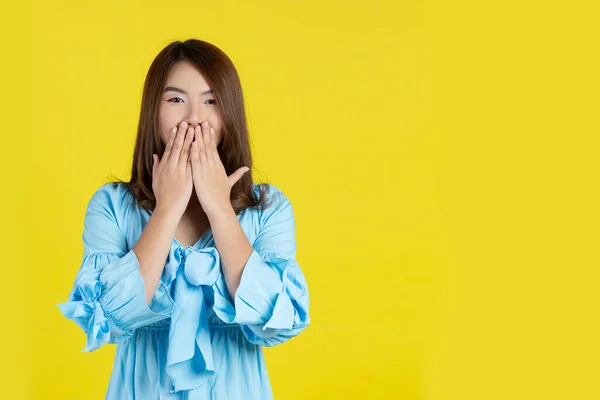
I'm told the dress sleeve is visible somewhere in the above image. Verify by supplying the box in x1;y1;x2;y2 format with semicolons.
56;184;175;352
212;185;310;347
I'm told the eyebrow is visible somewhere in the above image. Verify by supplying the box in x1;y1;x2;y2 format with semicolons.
163;86;213;96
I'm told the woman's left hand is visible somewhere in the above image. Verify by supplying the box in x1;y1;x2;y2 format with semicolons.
190;121;250;216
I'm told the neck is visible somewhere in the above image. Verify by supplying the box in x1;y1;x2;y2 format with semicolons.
185;195;204;214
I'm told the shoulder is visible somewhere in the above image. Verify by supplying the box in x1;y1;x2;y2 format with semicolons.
251;183;294;220
81;183;134;252
86;182;135;223
89;182;133;208
252;182;291;206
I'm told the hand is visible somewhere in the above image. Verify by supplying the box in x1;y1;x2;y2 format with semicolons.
152;121;194;218
190;120;250;216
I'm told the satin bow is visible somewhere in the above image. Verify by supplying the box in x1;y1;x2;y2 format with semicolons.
164;245;222;393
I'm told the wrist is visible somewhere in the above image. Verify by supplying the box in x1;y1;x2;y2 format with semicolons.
153;204;182;225
206;203;236;222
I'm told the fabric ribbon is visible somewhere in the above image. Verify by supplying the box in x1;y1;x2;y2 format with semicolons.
164;245;222;393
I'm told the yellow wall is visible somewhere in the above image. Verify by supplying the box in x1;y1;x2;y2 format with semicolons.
2;0;598;398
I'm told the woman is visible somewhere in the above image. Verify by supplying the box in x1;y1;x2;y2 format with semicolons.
57;39;310;399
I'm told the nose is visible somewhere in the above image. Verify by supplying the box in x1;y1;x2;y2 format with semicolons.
184;102;209;128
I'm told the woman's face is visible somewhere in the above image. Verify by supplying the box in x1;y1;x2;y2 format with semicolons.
158;61;223;146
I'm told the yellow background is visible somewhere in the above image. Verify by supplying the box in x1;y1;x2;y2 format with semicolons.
1;0;598;399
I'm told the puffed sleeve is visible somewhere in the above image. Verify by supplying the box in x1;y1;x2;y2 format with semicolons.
56;183;175;352
212;185;310;347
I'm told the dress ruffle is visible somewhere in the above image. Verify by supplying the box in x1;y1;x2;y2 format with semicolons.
57;250;174;352
56;267;115;352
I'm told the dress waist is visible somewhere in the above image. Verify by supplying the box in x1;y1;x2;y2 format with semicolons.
137;308;235;332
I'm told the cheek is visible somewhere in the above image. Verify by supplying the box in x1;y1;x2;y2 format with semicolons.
160;129;170;145
158;107;178;144
159;122;171;145
211;119;223;139
210;125;223;145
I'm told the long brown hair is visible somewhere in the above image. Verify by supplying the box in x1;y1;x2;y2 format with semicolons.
110;39;271;214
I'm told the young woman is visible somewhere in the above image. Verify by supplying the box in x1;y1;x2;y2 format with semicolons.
57;39;310;399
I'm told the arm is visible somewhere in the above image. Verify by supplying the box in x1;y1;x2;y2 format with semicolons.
134;205;180;305
57;184;176;352
207;205;253;301
210;185;311;347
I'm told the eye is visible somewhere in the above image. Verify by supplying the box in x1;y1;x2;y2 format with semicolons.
168;97;184;103
206;99;217;105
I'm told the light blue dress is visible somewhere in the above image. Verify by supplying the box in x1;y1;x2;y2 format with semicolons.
57;182;310;399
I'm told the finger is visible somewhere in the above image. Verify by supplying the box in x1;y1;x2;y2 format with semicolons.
162;126;177;163
201;121;212;152
209;127;219;163
179;125;194;169
152;154;158;177
190;140;200;170
169;121;188;166
194;125;202;150
201;121;213;164
195;124;207;160
228;167;250;188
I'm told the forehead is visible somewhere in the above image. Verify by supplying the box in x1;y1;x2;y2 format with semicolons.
164;61;210;90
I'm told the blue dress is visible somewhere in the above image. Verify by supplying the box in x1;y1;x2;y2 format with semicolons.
57;182;310;399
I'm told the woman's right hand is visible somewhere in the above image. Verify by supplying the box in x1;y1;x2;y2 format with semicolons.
152;121;194;219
